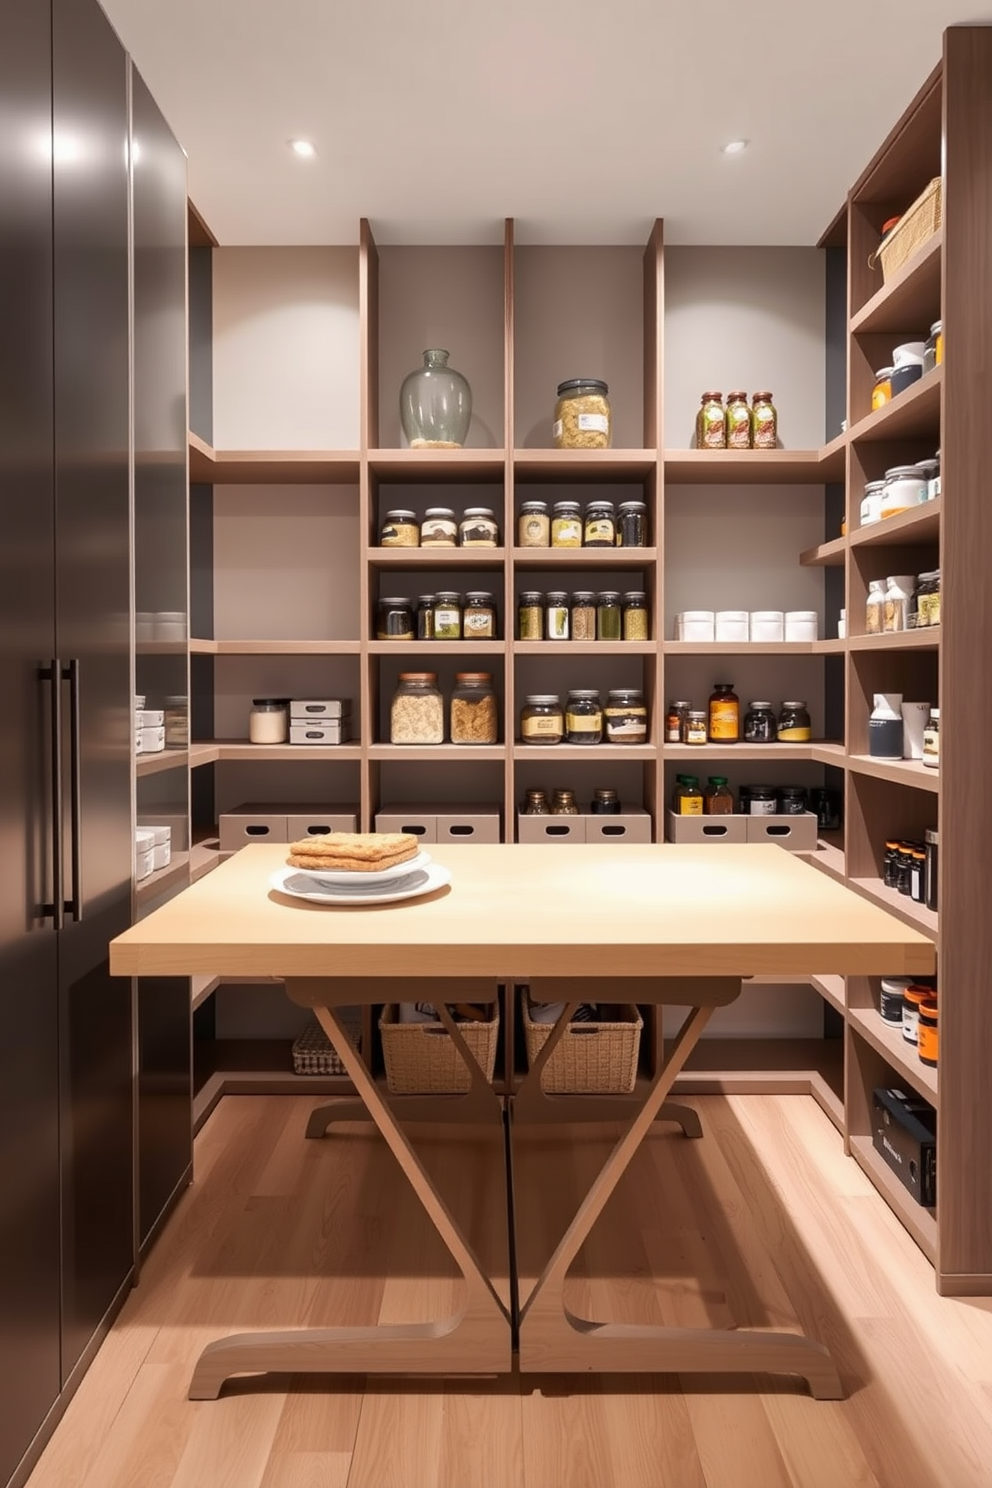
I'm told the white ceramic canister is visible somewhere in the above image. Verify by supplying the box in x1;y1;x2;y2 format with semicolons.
136;709;164;729
749;610;784;642
901;701;931;760
680;610;715;642
922;708;940;768
860;480;885;527
135;828;156;881
714;610;749;643
135;613;154;641
881;466;927;519
883;574;916;633
138;725;165;753
869;693;904;760
141;823;172;848
784;610;818;642
891;341;926;367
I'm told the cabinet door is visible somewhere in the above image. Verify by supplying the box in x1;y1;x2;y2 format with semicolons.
52;0;135;1381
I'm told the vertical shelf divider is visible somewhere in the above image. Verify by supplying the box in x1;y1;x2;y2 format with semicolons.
358;219;378;828
503;219;517;838
645;219;664;841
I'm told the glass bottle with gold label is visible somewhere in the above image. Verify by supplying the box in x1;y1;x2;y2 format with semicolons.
708;683;740;744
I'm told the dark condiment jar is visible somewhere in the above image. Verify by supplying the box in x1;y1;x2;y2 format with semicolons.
925;828;939;912
551;788;580;815
708;683;740;744
883;839;902;889
591;788;622;814
743;701;776;744
564;689;603;745
704;776;734;814
524;787;550;815
597;591;622;640
811;787;841;831
777;700;811;742
416;594;436;641
665;700;691;744
617;500;647;547
896;843;916;895
377;596;415;639
879;977;913;1024
777;785;807;816
910;848;927;903
747;785;777;816
584;500;616;548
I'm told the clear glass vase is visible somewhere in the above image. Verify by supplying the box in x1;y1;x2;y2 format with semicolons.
399;349;472;449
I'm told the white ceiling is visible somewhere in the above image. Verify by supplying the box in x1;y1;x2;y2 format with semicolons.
103;0;992;247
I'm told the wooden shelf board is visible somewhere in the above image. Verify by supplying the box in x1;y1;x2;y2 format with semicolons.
510;546;657;568
663;641;816;654
515;640;656;655
136;639;186;655
850;229;943;336
187;201;217;248
848;876;939;942
848;1006;938;1102
135;852;189;909
846;755;939;793
679;1037;843;1098
809;1070;845;1134
369;449;505;480
800;535;847;567
663;447;843;484
190;835;228;884
188;435;361;484
194;741;364;763
849;1136;937;1264
813;639;848;654
513;743;657;761
367;640;507;655
135;748;188;778
368;744;507;761
514;449;657;480
805;834;846;884
847;629;939;651
191;974;221;1012
810;974;846;1015
811;742;849;765
369;547;507;567
663;741;842;762
849;498;941;549
848;367;942;445
190;637;362;655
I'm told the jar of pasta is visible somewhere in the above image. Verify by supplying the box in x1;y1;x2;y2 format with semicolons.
450;673;498;745
391;673;444;745
622;592;648;640
553;378;612;449
380;509;419;547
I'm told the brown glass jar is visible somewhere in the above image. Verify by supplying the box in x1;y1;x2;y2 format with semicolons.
708;683;740;744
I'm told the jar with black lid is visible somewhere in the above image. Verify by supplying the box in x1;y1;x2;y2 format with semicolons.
520;694;563;745
597;591;622;640
622;591;649;641
747;785;777;816
583;500;616;547
743;701;776;744
777;785;807;816
591;788;621;814
518;591;544;640
617;500;647;548
571;591;596;640
665;700;691;744
883;839;902;888
416;595;435;641
777;700;811;743
546;591;570;640
463;591;496;638
377;596;415;640
896;843;916;895
604;689;647;744
924;827;939;911
565;689;603;745
433;591;462;640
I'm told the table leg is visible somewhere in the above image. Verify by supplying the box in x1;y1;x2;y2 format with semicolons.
515;998;843;1400
188;992;511;1399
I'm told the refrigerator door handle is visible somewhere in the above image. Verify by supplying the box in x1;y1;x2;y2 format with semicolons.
64;658;82;921
40;659;64;929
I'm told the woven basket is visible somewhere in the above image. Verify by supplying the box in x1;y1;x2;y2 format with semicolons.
522;994;642;1094
871;177;942;282
379;1004;499;1093
291;1008;363;1076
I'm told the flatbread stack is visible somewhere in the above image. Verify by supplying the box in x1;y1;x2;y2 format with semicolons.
287;831;419;874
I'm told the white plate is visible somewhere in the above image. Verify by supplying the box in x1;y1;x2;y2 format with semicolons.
285;849;431;887
270;862;451;907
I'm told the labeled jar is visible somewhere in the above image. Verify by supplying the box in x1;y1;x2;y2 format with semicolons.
869;693;904;760
597;591;622;641
520;694;563;745
925;827;939;911
902;985;931;1046
860;480;885;527
617;500;647;547
918;998;938;1067
696;392;726;449
916;459;939;504
879;977;913;1025
604;689;648;745
891;361;923;397
433;591;463;640
751;392;777;449
420;507;458;547
546;591;570;641
551;500;583;547
249;698;289;744
570;591;597;641
565;689;603;745
518;591;544;640
881;466;926;519
665;700;691;744
777;701;811;743
930;449;941;501
865;578;887;635
910;848;927;903
553;378;612;449
684;710;708;746
622;591;649;641
459;508;499;547
705;776;734;814
884;840;902;888
871;368;893;411
883;574;916;633
463;591;497;639
591;788;621;814
380;509;419;547
417;594;436;640
708;683;740;744
450;672;498;745
922;708;939;768
551;788;580;815
777;785;807;816
164;695;188;748
743;701;776;744
391;673;444;744
747;786;777;816
524;787;550;814
726;391;751;449
584;500;616;547
377;596;415;640
673;775;704;815
927;568;941;626
914;572;936;628
518;500;550;548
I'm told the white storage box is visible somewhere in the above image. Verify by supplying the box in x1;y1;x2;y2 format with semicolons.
745;812;819;851
152;843;171;870
785;610;819;642
136;709;164;729
715;610;749;643
584;807;652;843
666;812;748;844
218;805;289;852
289;721;350;745
290;699;352;720
677;610;715;642
286;809;360;839
750;610;785;642
138;725;165;753
517;815;586;844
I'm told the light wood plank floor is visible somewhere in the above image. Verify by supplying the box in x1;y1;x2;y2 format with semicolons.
23;1093;992;1488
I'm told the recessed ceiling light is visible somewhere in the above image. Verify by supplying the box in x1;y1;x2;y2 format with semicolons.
722;139;749;155
289;139;317;159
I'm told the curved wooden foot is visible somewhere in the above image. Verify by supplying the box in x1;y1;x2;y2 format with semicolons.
658;1101;703;1138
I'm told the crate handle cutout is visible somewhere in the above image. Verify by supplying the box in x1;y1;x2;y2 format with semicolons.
449;825;474;836
703;824;731;837
246;825;270;836
545;825;570;836
764;824;792;837
305;825;331;835
600;825;627;836
402;824;428;835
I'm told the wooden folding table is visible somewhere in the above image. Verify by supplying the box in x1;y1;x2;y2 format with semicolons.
110;842;934;1400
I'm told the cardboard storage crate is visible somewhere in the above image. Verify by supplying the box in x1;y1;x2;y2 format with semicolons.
745;812;819;851
584;807;652;843
219;803;359;852
286;808;359;839
516;814;586;844
666;812;748;845
375;802;502;844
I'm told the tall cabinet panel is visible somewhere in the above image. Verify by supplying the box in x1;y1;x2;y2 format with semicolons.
0;2;61;1482
52;0;135;1381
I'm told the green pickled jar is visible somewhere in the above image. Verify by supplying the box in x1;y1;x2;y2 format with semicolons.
695;391;726;449
597;590;622;641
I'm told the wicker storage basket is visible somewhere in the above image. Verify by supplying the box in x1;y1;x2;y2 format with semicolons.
291;1007;363;1075
872;177;942;282
379;1003;499;1093
522;994;642;1094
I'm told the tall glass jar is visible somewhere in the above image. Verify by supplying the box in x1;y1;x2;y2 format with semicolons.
546;591;570;640
616;499;648;547
391;672;444;744
751;391;778;449
551;500;582;547
622;591;649;640
520;694;563;745
450;673;498;745
597;591;622;640
696;392;726;449
726;392;751;449
518;500;550;547
400;349;472;448
553;379;612;449
570;591;596;641
518;591;544;640
564;689;603;745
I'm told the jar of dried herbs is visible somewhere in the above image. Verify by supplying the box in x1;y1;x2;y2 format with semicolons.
726;392;751;449
433;592;462;640
597;591;622;640
570;591;596;640
622;592;648;640
518;591;544;640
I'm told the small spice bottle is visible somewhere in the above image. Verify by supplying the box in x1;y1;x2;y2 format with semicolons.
708;683;740;744
520;694;563;745
777;701;811;743
673;775;704;815
583;500;616;548
380;509;419;547
551;787;580;815
565;689;603;745
902;985;931;1046
871;368;893;411
605;689;648;745
925;827;939;911
910;847;927;903
450;672;498;745
570;591;597;640
616;500;647;547
433;591;463;640
684;710;708;746
696;392;726;449
879;977;913;1025
777;785;807;816
597;591;622;640
743;701;776;744
622;591;649;641
751;392;777;449
591;788;621;814
726;392;751;449
665;700;691;744
551;500;582;547
704;776;734;814
376;596;415;640
922;708;939;768
416;594;436;641
747;785;777;816
463;591;497;639
546;591;570;640
420;507;458;547
524;787;550;814
518;501;550;548
459;508;499;547
518;591;544;640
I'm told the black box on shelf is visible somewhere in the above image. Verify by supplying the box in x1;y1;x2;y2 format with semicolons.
871;1087;937;1207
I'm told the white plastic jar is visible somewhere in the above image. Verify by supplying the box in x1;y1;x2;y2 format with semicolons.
883;575;916;633
881;466;927;519
785;610;818;642
865;579;887;635
679;610;715;642
249;698;289;744
859;480;885;527
749;610;784;642
714;610;748;643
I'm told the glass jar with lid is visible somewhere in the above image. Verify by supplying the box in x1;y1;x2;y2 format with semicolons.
871;368;893;411
433;591;462;639
570;591;596;640
673;775;703;815
708;683;740;744
777;785;807;816
524;787;550;814
743;701;776;743
520;694;564;745
751;392;777;449
604;689;647;745
565;689;603;745
546;591;570;640
553;378;612;449
684;710;708;745
450;672;498;745
164;695;188;747
518;591;544;640
591;788;621;814
747;785;777;816
380;509;419;547
883;574;916;633
376;596;415;640
860;480;885;527
463;591;497;638
551;500;582;547
518;500;550;548
704;776;734;814
583;500;616;547
416;594;435;640
726;392;751;449
777;701;811;742
459;508;499;547
597;591;622;640
551;788;580;815
622;591;649;641
696;392;726;449
922;708;939;768
249;698;289;744
924;320;942;373
391;672;444;745
420;507;458;547
665;700;691;744
617;500;648;547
